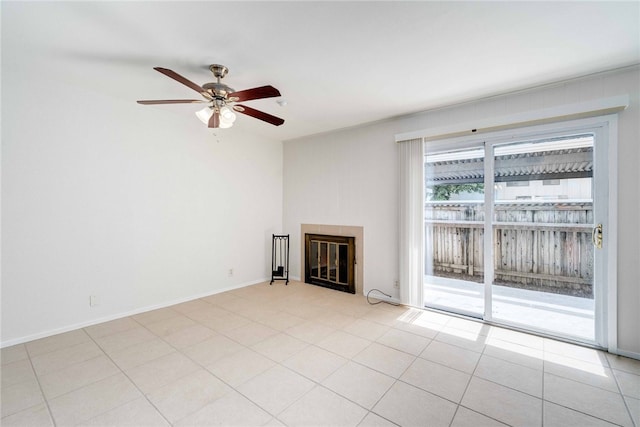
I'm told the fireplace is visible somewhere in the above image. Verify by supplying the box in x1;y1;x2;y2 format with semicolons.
304;233;356;294
300;224;363;295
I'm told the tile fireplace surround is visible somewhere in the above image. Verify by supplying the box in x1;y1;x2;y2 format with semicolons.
300;224;363;295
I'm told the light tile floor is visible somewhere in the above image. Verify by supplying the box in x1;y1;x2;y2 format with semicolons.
1;280;638;426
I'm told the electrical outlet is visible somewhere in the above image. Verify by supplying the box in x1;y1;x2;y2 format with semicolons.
394;280;399;289
228;268;234;277
89;295;99;307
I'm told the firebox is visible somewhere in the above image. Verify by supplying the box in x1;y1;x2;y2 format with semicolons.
304;233;356;294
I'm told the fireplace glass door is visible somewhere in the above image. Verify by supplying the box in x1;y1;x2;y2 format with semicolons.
305;234;355;293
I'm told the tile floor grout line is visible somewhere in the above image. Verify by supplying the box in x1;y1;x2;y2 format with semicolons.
103;310;247;422
465;373;544;401
606;364;637;427
23;348;58;427
456;405;512;427
168;340;281;425
235;303;426;424
35;353;117;399
132;305;298;425
388;345;484;410
214;383;280;425
415;339;482;376
270;380;330;424
37;369;129;423
541;356;546;426
129;312;256;425
22;330;93;360
394;377;465;409
543;347;615;369
541;400;633;427
222;292;384;425
366;378;403;427
82;325;174;427
317;374;393;417
431;332;486;356
541;371;635;426
447;335;487;426
440;334;518;427
542;361;630;394
347;345;412;380
603;352;638;427
293;301;551;422
368;413;402;427
273;357;371;418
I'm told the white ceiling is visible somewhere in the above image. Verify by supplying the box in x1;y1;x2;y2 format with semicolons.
3;1;639;141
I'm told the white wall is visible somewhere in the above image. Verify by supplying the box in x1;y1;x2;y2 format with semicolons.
1;58;283;346
283;66;640;355
283;122;401;297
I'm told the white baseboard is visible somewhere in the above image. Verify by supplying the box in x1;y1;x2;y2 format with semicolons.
0;278;269;348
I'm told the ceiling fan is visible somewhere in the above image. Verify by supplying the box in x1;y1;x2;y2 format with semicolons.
137;65;284;129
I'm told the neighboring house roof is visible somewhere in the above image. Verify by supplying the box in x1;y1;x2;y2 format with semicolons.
426;137;594;185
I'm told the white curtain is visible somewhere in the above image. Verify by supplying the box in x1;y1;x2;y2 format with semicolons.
398;138;424;307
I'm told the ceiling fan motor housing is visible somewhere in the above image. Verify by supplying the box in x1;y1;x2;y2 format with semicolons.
204;65;234;98
202;82;235;98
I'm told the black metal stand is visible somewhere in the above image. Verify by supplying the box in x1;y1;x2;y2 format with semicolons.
270;234;289;285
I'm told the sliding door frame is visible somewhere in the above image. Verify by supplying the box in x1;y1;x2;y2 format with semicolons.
424;115;618;349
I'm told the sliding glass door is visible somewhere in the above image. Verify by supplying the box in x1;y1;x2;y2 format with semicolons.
490;134;597;341
424;147;485;317
423;118;610;346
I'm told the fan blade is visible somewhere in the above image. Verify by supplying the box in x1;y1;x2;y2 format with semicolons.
236;104;284;126
153;67;207;95
137;100;207;105
228;85;281;102
208;111;220;128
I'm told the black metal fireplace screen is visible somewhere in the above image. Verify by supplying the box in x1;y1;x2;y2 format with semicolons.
304;233;355;294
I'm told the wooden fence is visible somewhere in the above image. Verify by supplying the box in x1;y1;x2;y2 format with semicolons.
425;201;594;297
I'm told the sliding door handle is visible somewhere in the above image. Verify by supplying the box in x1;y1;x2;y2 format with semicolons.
592;224;603;249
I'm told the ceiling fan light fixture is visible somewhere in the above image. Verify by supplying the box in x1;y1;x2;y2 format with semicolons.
220;106;237;123
219;119;233;129
195;106;213;124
